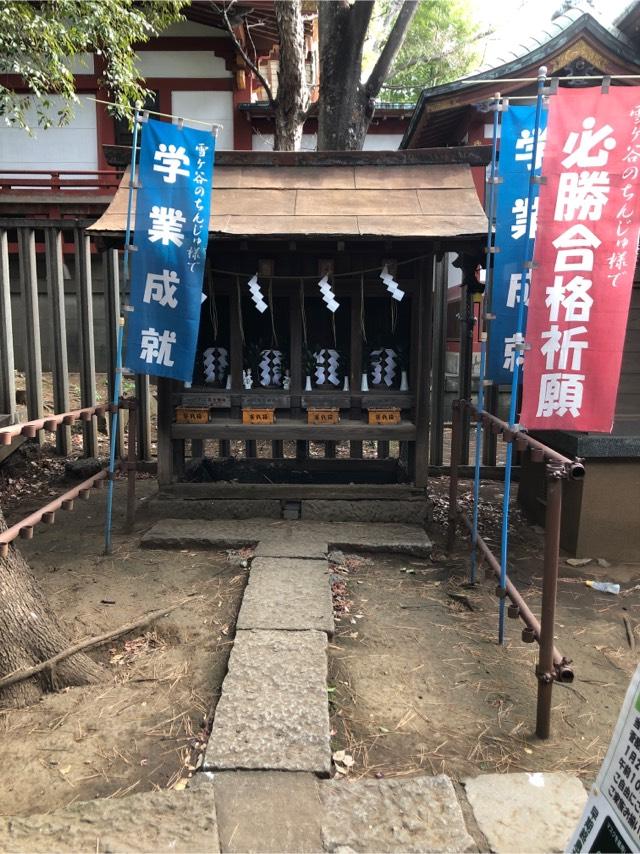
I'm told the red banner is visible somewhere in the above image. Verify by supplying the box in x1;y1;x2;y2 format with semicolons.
521;87;640;432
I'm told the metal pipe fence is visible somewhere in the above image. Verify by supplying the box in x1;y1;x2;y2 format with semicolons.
447;397;584;738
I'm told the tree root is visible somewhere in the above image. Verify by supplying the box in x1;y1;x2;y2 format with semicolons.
0;596;195;694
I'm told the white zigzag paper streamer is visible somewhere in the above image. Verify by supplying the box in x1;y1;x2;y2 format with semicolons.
203;346;228;383
318;274;339;313
380;265;405;302
248;273;268;313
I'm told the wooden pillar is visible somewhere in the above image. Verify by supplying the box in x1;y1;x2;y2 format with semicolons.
0;230;16;423
458;285;473;465
45;228;72;455
102;247;124;457
157;376;173;486
413;255;434;488
18;228;44;443
230;281;243;392
350;277;364;459
290;287;306;459
430;256;447;467
74;229;98;457
135;374;152;460
483;383;499;466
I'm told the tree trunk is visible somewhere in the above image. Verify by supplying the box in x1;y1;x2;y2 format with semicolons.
0;509;103;708
273;0;309;151
317;0;418;151
317;1;373;151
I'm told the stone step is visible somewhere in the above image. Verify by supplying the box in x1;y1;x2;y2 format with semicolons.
237;558;334;635
141;519;432;559
0;784;219;853
320;775;476;853
204;629;331;775
463;771;587;853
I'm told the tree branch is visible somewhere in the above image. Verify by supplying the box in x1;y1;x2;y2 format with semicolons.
212;1;276;107
365;0;419;99
388;27;496;77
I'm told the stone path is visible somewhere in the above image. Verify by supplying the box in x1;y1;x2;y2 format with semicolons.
0;770;588;853
0;520;590;851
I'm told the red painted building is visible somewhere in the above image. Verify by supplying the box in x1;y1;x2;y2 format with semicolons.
0;3;412;221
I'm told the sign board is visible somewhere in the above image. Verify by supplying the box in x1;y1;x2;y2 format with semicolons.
242;395;291;409
567;666;640;852
368;408;401;425
181;394;230;409
521;87;640;432
488;104;548;384
125;117;215;383
307;408;340;424
363;395;410;409
301;395;348;410
175;407;210;424
242;408;275;424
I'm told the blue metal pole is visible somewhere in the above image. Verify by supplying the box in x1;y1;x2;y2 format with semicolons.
104;105;142;555
471;94;501;583
498;66;547;643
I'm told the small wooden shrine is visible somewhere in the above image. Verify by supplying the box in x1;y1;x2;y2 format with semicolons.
89;148;488;511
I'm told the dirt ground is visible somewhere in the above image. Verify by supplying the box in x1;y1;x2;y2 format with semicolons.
329;476;640;784
0;473;247;817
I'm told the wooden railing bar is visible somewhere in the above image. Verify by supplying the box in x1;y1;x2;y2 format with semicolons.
44;228;72;455
74;229;98;457
18;228;44;444
0;230;16;422
102;248;124;457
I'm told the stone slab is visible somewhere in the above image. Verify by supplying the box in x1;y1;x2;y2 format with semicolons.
463;772;587;853
204;629;331;774
237;558;334;635
301;499;429;524
149;498;282;519
0;785;220;853
141;518;431;558
320;775;475;853
212;771;323;853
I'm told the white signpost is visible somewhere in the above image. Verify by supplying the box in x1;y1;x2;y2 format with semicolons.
568;666;640;853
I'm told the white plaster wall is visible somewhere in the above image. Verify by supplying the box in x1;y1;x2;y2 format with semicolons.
363;133;404;150
137;50;231;79
251;132;403;152
252;133;318;151
171;91;234;149
0;95;98;172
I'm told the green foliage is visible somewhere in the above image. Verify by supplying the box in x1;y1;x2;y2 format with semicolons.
0;0;186;132
381;0;483;102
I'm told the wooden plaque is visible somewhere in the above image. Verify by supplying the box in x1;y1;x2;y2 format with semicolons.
242;394;291;409
182;393;231;409
301;394;348;409
364;395;410;409
307;408;340;425
175;406;210;424
367;408;401;425
242;408;276;424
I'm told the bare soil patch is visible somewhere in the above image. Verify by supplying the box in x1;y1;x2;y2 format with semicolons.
0;477;246;816
329;476;640;783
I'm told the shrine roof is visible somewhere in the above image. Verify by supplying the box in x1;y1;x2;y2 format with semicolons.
402;10;640;150
88;147;489;240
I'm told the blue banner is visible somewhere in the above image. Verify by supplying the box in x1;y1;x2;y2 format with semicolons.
487;105;547;384
125;117;215;382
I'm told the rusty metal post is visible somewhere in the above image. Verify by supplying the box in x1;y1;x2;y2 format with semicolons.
536;462;565;739
126;401;137;531
447;400;462;553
